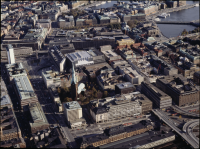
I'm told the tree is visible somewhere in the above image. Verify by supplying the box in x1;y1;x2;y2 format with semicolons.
57;87;61;94
103;91;108;98
63;97;70;102
94;92;97;98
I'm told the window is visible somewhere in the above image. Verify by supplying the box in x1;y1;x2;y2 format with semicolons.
100;115;102;119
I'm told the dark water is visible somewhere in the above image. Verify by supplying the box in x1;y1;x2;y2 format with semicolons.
158;1;199;38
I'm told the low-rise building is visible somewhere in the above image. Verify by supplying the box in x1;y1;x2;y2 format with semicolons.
115;82;136;95
156;74;200;107
100;45;122;64
29;102;49;134
97;68;124;90
84;62;112;81
117;66;144;85
42;69;61;89
63;101;86;129
58;15;74;28
141;82;172;109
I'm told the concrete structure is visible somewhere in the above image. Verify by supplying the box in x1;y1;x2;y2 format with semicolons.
156;74;200;107
12;74;38;110
117;66;144;85
6;63;27;82
100;46;122;64
63;101;86;129
49;46;66;73
141;82;172;109
97;68;124;90
85;47;106;64
58;15;74;28
99;131;175;149
49;86;62;112
29;102;49;134
6;44;15;64
88;92;151;123
42;69;61;89
84;62;112;81
80;120;153;148
66;51;94;68
193;71;200;85
115;82;136;95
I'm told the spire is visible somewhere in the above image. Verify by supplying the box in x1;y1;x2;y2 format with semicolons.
71;63;77;84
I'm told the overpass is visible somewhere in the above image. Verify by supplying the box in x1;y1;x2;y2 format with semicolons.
171;105;200;118
152;109;199;148
155;21;200;27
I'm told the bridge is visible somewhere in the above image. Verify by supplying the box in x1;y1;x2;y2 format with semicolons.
152;109;199;148
155;21;200;27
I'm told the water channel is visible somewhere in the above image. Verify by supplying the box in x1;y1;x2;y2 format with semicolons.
90;1;199;38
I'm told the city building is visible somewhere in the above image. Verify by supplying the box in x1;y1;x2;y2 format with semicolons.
42;69;61;89
32;128;66;148
1;46;33;63
100;45;122;64
156;74;200;106
193;71;200;85
119;48;137;60
76;14;97;26
84;47;106;64
65;51;94;68
1;79;26;148
5;63;27;82
29;102;49;134
58;15;74;28
97;68;124;90
80;120;153;148
110;59;131;69
89;93;144;123
117;66;144;85
99;131;175;149
6;44;15;64
13;75;38;110
84;62;112;81
63;101;86;129
49;86;62;112
115;82;136;95
141;82;172;109
49;46;66;73
71;64;78;100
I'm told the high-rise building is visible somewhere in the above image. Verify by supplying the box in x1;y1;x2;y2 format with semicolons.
6;44;15;64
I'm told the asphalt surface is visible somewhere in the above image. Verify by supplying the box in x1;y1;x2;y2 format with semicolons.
152;109;199;148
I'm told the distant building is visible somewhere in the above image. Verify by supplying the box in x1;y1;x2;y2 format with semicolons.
115;82;136;95
156;74;200;106
63;101;86;129
141;81;172;109
58;15;74;28
29;102;49;134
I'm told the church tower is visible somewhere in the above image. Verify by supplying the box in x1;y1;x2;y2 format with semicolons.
71;64;78;100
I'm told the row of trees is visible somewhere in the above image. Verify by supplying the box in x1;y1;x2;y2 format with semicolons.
181;27;200;36
107;23;121;30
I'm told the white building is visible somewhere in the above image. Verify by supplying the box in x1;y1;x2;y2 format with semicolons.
89;93;142;123
63;101;86;129
7;44;15;64
66;51;94;68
